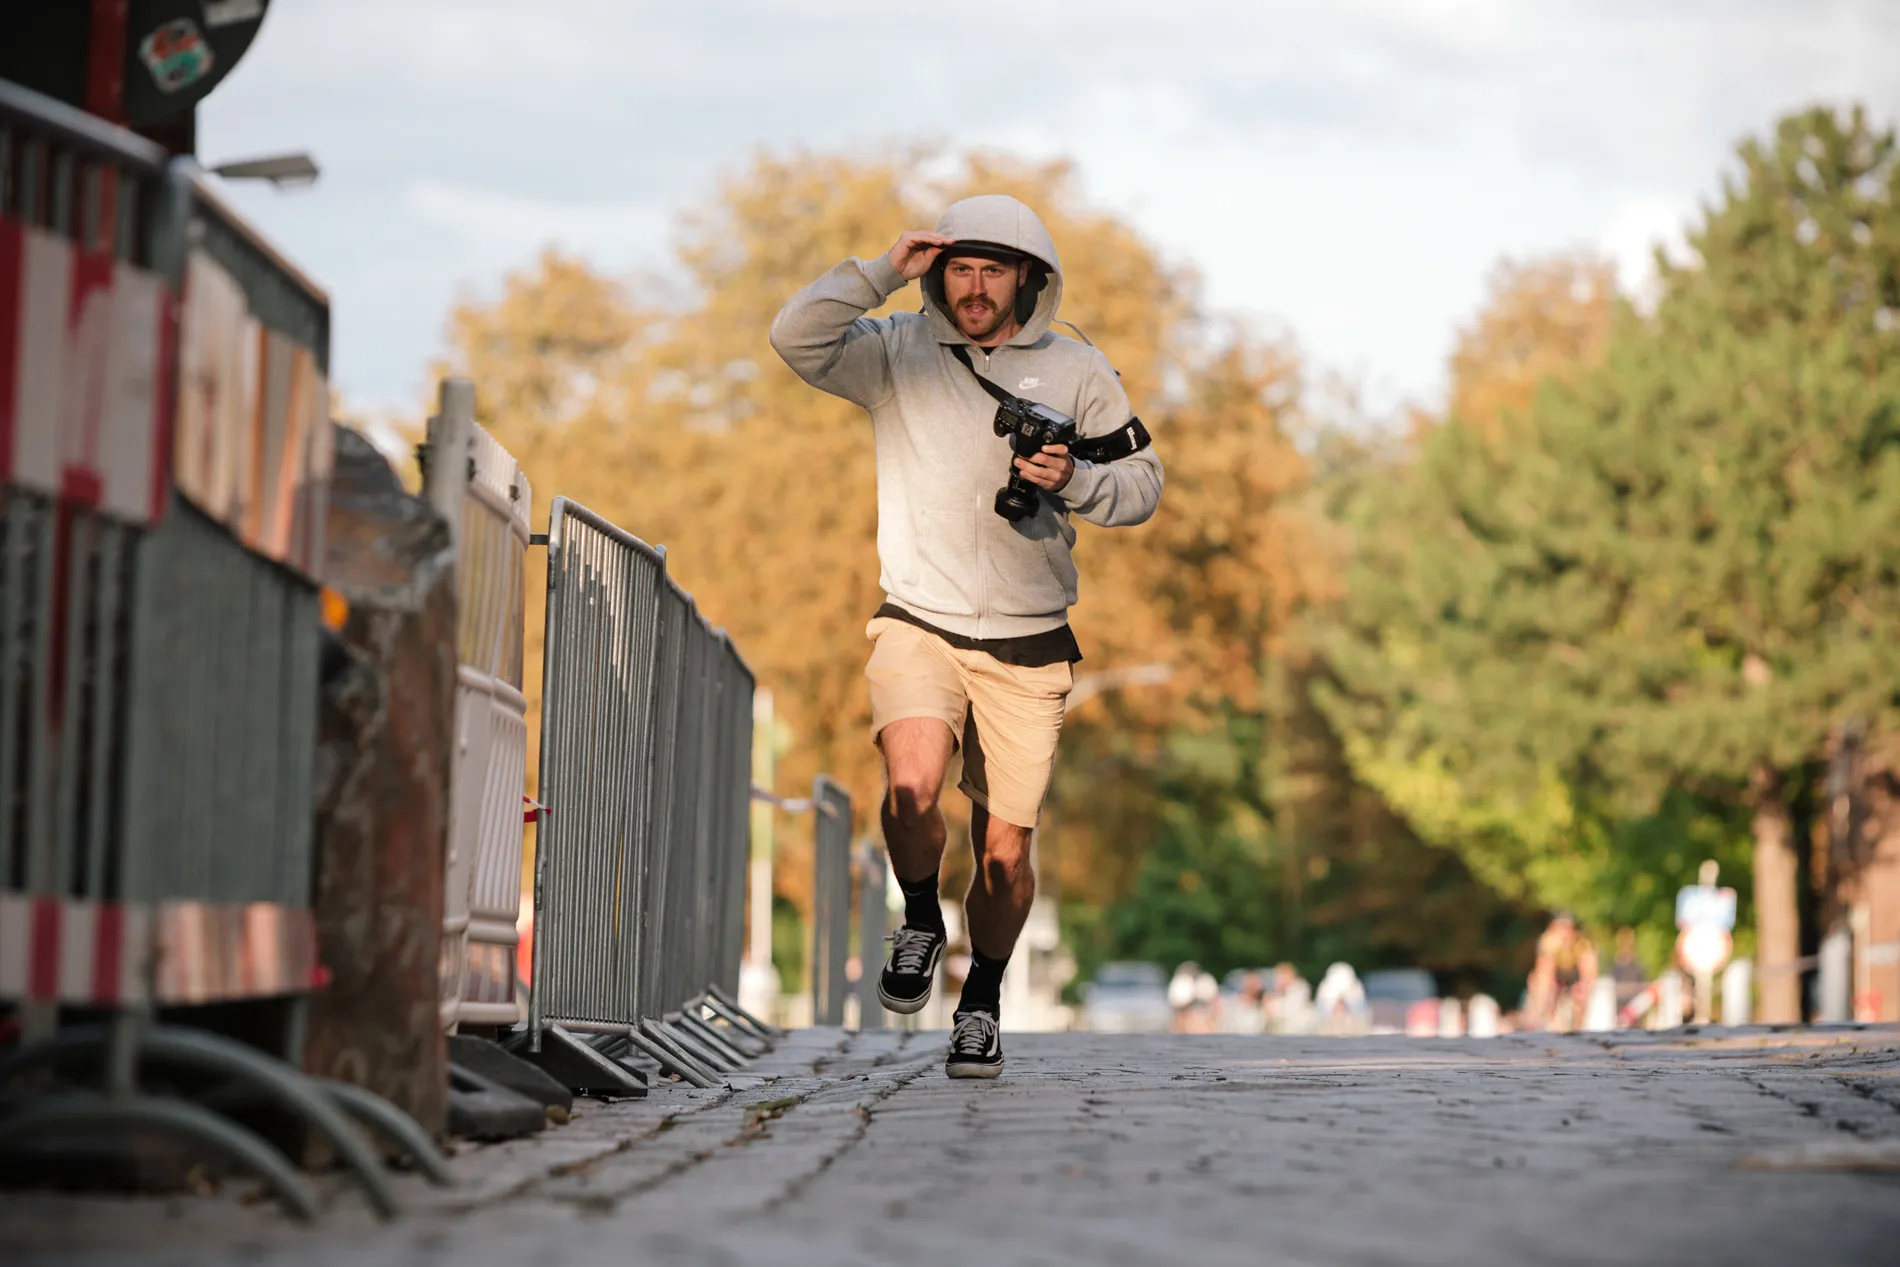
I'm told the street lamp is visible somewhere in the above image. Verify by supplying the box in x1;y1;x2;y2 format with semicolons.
209;151;320;189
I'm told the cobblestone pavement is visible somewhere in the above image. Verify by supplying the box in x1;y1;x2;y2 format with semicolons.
5;1025;1900;1266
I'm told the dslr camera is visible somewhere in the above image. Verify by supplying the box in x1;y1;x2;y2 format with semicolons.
992;397;1077;521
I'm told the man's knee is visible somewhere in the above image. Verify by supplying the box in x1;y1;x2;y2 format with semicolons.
976;817;1035;884
880;718;954;825
886;770;942;824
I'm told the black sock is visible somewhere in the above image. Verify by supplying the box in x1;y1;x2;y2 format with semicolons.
958;946;1009;1015
898;872;945;936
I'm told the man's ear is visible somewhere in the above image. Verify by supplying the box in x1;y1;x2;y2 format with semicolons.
1014;263;1049;327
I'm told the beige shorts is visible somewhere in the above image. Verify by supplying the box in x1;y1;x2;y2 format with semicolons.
865;616;1074;829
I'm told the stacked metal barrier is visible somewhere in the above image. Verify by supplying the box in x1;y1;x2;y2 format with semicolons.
528;496;769;1088
856;838;889;1032
120;500;323;975
810;776;854;1027
0;78;442;1220
0;84;174;1035
0;71;825;1225
422;381;534;1031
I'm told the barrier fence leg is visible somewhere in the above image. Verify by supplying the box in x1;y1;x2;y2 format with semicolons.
659;1017;740;1073
708;983;780;1038
1466;994;1501;1038
678;1014;750;1067
858;840;888;1032
1722;958;1754;1027
1583;977;1618;1032
688;996;769;1056
0;1095;320;1221
630;1021;723;1089
503;1025;647;1098
0;1024;403;1220
319;1081;456;1186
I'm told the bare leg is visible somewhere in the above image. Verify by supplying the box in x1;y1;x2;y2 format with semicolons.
962;803;1036;959
878;718;956;886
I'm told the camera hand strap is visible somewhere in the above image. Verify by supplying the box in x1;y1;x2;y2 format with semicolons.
949;344;1152;464
1070;417;1153;465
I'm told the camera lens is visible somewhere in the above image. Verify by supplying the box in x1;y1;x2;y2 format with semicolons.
994;484;1039;522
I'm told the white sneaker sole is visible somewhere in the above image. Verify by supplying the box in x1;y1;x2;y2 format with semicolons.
878;982;932;1015
945;1060;1003;1079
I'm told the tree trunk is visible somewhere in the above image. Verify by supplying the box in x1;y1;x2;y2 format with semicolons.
1750;762;1802;1023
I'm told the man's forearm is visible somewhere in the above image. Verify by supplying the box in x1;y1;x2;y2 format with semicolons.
768;256;907;403
1060;449;1164;527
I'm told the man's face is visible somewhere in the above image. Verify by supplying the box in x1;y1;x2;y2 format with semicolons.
942;255;1029;341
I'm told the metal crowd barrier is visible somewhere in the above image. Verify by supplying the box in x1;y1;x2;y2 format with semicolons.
810;776;854;1027
856;838;888;1031
528;496;767;1088
422;380;533;1031
0;77;441;1220
0;85;174;1033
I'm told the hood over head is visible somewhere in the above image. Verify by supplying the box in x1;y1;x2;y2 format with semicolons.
921;194;1063;347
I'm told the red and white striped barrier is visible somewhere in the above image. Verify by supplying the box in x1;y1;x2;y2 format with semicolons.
0;893;322;1007
0;894;150;1006
174;249;330;580
0;216;172;524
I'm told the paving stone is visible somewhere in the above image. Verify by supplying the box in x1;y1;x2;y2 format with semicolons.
4;1026;1899;1265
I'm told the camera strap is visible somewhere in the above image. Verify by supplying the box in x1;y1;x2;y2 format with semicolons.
950;344;1152;464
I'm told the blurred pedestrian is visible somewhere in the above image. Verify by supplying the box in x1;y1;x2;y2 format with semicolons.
1527;912;1598;1032
1178;972;1223;1033
1168;961;1201;1033
1221;970;1270;1034
1173;967;1221;1034
1314;962;1367;1036
1194;968;1220;1032
1269;962;1315;1035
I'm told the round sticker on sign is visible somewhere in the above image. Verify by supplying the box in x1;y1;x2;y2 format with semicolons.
140;18;216;94
120;0;274;127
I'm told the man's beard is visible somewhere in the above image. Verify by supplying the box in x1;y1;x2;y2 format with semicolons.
955;297;1010;339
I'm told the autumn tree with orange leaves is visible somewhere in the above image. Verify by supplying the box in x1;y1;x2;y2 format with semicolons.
437;142;1573;996
440;147;1325;921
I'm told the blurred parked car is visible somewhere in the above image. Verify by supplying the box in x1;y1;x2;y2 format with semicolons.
1081;961;1173;1034
1362;968;1438;1034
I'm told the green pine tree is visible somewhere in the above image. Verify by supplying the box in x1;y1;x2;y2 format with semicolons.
1319;104;1900;1020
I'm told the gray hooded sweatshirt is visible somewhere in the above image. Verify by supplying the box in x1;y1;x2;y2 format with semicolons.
769;194;1165;640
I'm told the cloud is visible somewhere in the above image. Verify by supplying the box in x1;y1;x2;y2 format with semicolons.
1598;199;1699;308
404;180;670;266
197;0;1900;415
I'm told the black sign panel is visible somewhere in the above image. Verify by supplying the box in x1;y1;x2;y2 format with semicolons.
122;0;272;127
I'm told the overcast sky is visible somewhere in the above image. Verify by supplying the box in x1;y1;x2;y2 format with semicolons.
199;0;1897;420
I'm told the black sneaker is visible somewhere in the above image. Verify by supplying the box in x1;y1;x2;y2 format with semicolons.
945;1009;1003;1079
877;926;945;1015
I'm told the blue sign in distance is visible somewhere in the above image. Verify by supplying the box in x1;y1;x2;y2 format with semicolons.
1675;885;1738;932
